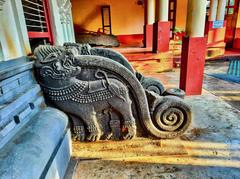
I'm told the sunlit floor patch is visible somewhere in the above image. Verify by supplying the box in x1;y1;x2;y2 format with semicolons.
65;57;240;179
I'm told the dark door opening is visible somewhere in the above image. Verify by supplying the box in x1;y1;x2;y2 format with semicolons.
168;0;177;39
101;5;112;35
225;0;239;48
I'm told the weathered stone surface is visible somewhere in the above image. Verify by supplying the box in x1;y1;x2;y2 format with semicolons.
65;47;240;179
0;59;72;179
0;107;70;179
66;91;240;179
136;72;165;95
34;43;192;141
75;33;120;47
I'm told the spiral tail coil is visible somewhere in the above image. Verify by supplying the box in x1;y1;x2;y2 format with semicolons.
136;72;165;96
150;95;192;139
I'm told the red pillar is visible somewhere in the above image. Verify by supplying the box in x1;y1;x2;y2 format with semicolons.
152;21;170;53
180;36;207;95
144;25;153;48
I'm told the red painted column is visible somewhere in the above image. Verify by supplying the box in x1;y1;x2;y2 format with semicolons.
233;2;240;49
152;21;170;53
152;0;170;52
144;0;155;48
144;24;153;48
233;27;240;48
179;0;207;95
180;37;207;95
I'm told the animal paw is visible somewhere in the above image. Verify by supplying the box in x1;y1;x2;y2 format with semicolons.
122;121;136;140
87;125;102;142
72;125;85;141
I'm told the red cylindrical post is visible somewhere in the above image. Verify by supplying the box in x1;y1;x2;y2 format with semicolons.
179;0;208;95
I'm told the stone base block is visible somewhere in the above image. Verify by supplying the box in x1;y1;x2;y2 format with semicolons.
153;21;170;53
180;36;207;95
144;24;153;48
0;107;71;179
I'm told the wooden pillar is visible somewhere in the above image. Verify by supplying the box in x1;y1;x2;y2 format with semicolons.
205;0;218;35
156;0;168;21
209;0;218;21
146;0;155;24
180;0;208;95
216;0;227;21
185;0;207;37
144;0;155;48
153;0;170;53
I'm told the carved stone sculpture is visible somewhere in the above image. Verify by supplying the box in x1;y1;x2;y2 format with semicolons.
34;43;192;142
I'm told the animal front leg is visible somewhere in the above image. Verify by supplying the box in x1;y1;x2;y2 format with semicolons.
121;100;137;140
122;119;137;140
109;111;121;140
109;98;137;140
69;114;86;142
82;107;102;142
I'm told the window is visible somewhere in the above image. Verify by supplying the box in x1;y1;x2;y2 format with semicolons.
101;6;112;35
225;0;238;15
22;0;53;51
168;0;177;39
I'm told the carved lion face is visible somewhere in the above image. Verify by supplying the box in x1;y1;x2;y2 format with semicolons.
34;45;81;80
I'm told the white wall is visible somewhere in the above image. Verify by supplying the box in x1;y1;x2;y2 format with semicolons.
0;0;75;61
0;0;31;61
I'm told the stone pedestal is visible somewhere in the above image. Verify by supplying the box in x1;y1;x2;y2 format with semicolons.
180;36;207;95
152;21;170;53
144;24;153;48
0;59;71;179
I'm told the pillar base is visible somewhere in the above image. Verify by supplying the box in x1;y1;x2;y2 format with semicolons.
233;27;240;48
206;21;226;46
180;36;207;95
144;24;153;48
205;21;226;58
153;21;170;53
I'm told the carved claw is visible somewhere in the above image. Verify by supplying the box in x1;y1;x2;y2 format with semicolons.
122;121;137;140
101;133;112;140
87;125;102;142
72;125;85;141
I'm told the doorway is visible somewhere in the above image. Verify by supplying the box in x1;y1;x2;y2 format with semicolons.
168;0;177;39
225;0;240;48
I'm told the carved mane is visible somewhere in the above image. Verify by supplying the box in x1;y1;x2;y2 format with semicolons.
34;45;63;63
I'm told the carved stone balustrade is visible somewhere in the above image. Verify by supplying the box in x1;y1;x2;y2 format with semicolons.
34;43;192;142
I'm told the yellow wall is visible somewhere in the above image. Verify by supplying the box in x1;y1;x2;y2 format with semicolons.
71;0;144;35
175;0;188;31
71;0;188;35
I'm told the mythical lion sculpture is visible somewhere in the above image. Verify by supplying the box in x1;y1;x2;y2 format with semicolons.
34;43;192;142
34;46;136;141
